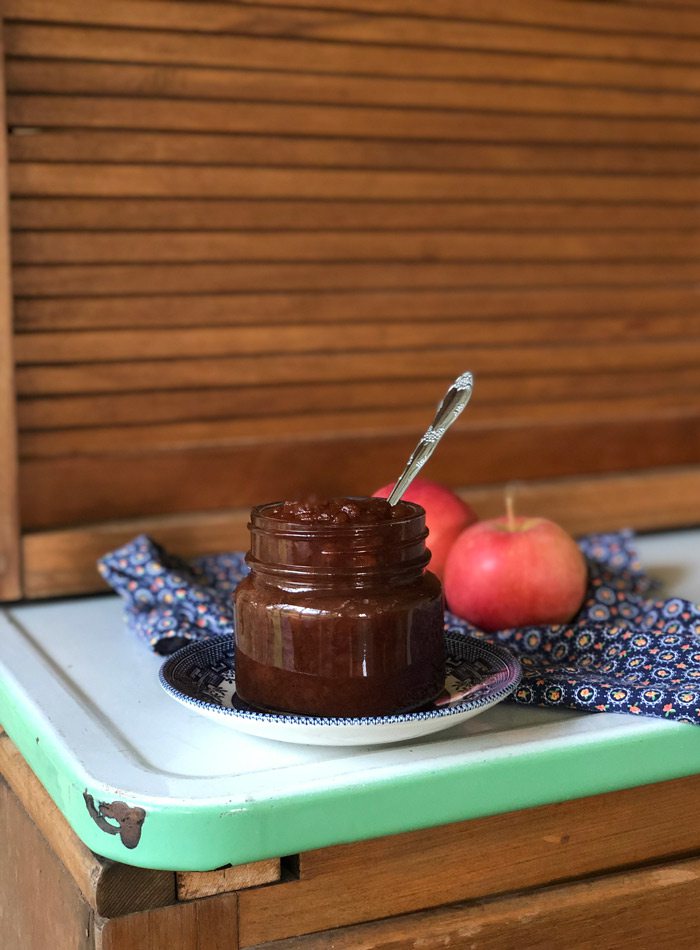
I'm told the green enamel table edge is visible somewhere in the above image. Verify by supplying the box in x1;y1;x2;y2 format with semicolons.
2;655;700;871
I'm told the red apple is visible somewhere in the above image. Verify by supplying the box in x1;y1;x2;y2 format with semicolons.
443;515;587;631
373;478;477;577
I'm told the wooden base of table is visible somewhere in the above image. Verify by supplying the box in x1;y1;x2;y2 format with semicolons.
2;728;698;949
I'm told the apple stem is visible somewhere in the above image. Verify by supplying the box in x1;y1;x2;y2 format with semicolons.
505;487;516;531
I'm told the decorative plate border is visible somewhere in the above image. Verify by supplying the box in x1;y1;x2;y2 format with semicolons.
159;631;521;728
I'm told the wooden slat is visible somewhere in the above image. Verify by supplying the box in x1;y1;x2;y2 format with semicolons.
7;58;700;121
12;286;700;336
632;0;700;8
0;23;21;600
17;367;700;430
5;1;700;65
204;0;700;37
15;261;700;298
17;416;700;529
0;733;176;917
237;775;700;944
13;284;700;332
21;510;253;598
13;161;700;202
10;97;700;147
9;129;700;176
13;313;700;364
9;23;700;94
177;861;281;901
19;466;700;598
12;230;700;265
247;854;700;950
8;0;700;42
11;198;700;233
15;340;700;396
17;392;700;459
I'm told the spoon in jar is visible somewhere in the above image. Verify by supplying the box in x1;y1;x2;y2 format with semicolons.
387;372;474;506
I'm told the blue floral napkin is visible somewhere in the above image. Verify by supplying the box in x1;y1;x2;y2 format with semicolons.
98;536;244;655
99;531;700;724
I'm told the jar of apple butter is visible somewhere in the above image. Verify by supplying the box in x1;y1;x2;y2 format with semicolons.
233;497;445;718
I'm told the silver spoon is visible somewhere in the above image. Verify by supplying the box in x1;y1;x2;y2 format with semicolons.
387;372;473;505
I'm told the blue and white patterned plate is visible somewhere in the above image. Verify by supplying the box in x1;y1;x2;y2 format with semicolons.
159;633;521;746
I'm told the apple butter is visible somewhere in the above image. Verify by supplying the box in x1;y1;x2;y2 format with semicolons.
233;497;445;717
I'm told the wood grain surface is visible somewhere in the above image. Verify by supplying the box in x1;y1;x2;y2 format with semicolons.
177;860;281;902
11;199;700;233
8;18;700;92
236;774;700;944
0;23;20;600
19;466;700;597
246;854;700;950
2;0;700;597
95;893;239;950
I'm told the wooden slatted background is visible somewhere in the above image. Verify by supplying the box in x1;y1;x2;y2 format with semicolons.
1;0;700;599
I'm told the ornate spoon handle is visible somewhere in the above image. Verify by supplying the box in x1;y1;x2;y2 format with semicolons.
387;372;473;505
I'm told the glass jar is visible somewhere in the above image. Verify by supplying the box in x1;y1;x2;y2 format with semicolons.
233;498;445;717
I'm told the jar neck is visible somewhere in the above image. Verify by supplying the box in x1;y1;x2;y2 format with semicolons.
246;499;431;586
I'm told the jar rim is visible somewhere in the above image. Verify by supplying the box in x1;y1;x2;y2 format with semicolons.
249;497;425;536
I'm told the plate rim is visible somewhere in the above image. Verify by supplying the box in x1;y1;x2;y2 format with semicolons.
159;632;521;729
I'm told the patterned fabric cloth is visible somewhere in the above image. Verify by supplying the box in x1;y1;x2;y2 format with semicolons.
98;536;246;655
99;531;700;724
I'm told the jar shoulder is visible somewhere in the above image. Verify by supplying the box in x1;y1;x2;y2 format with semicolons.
235;569;442;607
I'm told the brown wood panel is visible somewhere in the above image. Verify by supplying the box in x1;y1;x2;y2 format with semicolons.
0;23;20;600
246;854;700;950
218;0;700;37
14;284;700;332
635;0;700;8
19;466;700;598
9;22;700;94
22;510;253;598
17;392;700;459
0;779;93;950
96;893;239;950
12;229;700;265
17;415;700;530
17;367;700;430
11;161;700;204
0;732;176;917
490;465;700;538
10;96;700;146
11;198;700;233
237;774;700;944
15;340;700;396
10;0;700;41
4;0;700;598
14;313;700;364
177;860;281;901
8;57;700;121
9;129;700;176
16;406;432;458
15;261;700;298
25;160;700;202
1;168;680;216
5;1;700;65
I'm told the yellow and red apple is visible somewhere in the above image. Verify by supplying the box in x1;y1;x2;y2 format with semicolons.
443;514;587;631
